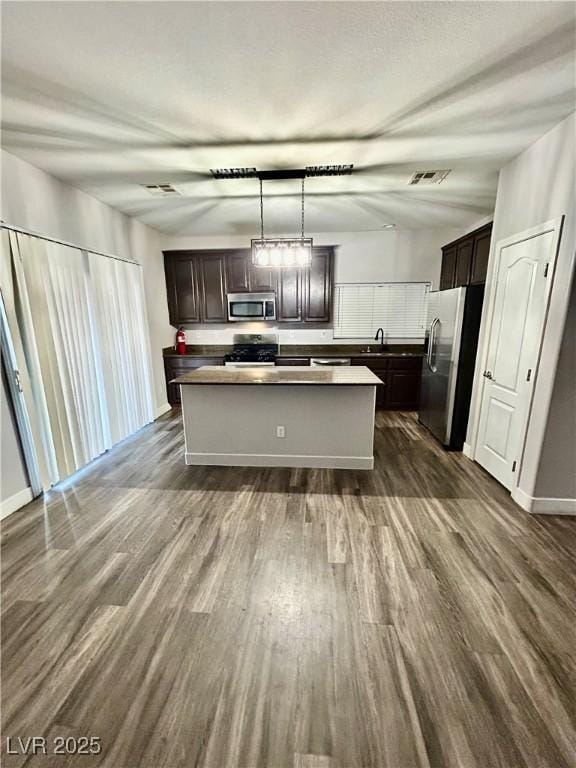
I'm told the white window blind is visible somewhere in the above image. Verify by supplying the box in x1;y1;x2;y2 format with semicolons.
334;282;430;340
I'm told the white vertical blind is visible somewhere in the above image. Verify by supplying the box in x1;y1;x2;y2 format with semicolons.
88;254;154;445
16;236;108;480
1;231;55;489
1;230;154;487
334;282;430;340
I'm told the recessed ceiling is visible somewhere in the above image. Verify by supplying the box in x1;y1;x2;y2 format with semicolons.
1;1;575;235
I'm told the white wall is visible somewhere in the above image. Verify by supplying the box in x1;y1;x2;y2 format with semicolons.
535;275;576;499
162;227;462;345
1;150;173;415
1;363;29;506
333;229;463;286
467;113;576;506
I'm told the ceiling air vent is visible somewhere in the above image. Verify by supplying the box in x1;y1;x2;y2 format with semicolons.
141;183;182;197
409;169;451;186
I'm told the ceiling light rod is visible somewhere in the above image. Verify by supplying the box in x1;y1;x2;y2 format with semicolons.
211;164;353;180
252;176;312;269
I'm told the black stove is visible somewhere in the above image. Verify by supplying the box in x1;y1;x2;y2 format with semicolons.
224;334;278;365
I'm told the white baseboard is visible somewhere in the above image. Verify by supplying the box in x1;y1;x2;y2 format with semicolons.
0;487;34;520
511;486;576;516
155;402;172;419
463;442;473;459
185;452;374;470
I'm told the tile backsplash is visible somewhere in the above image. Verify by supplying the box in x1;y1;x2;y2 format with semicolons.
184;327;336;345
183;327;420;346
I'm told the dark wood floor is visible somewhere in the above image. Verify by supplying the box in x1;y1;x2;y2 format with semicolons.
2;409;575;768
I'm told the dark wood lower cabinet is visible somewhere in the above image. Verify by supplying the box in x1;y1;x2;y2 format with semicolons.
385;358;422;409
352;357;388;409
164;357;224;405
275;357;310;366
352;356;422;410
164;354;422;409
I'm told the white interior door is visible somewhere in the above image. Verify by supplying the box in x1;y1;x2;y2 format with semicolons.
475;221;560;489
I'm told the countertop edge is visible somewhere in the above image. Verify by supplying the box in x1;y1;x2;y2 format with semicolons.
172;366;383;386
163;345;424;360
173;380;382;386
165;352;424;360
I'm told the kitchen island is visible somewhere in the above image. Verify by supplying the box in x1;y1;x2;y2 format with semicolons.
173;366;382;469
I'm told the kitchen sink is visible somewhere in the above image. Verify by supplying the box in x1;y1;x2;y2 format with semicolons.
357;348;415;356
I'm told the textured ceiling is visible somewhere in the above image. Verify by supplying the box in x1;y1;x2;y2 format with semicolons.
1;1;575;235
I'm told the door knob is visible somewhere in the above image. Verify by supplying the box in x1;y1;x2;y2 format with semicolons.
483;370;494;380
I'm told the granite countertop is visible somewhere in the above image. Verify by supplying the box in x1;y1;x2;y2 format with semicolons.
164;344;424;359
163;345;233;358
173;365;383;386
275;344;424;358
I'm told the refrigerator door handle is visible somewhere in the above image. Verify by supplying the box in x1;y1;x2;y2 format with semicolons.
426;319;433;369
427;317;439;371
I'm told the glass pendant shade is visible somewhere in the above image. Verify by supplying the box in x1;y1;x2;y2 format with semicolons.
251;238;313;268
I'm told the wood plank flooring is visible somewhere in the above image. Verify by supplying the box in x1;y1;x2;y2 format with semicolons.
2;409;575;768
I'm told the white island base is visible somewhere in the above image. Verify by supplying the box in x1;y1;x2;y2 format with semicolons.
176;366;379;470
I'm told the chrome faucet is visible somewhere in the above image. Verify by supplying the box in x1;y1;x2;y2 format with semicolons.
374;328;384;346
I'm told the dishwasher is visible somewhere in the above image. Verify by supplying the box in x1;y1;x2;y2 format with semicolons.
310;357;351;367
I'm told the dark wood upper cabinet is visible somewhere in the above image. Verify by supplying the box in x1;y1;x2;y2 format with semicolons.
455;237;474;287
226;250;251;292
164;252;200;324
164;246;334;325
249;263;277;292
226;249;277;293
440;223;493;291
197;253;228;322
303;247;333;322
470;226;492;284
276;268;302;322
440;245;457;290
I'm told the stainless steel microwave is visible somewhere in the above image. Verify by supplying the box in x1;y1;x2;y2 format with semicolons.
227;292;276;322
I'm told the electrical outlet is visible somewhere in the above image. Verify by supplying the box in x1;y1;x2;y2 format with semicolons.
276;425;286;438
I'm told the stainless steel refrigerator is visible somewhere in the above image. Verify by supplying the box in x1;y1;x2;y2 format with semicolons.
419;285;484;449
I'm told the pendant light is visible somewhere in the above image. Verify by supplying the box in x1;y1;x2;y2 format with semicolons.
251;177;312;268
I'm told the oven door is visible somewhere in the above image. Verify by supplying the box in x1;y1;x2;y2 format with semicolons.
227;293;276;322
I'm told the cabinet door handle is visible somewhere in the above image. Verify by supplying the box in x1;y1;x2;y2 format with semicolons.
483;370;494;380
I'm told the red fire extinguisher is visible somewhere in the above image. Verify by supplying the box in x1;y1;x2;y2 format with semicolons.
176;327;186;355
